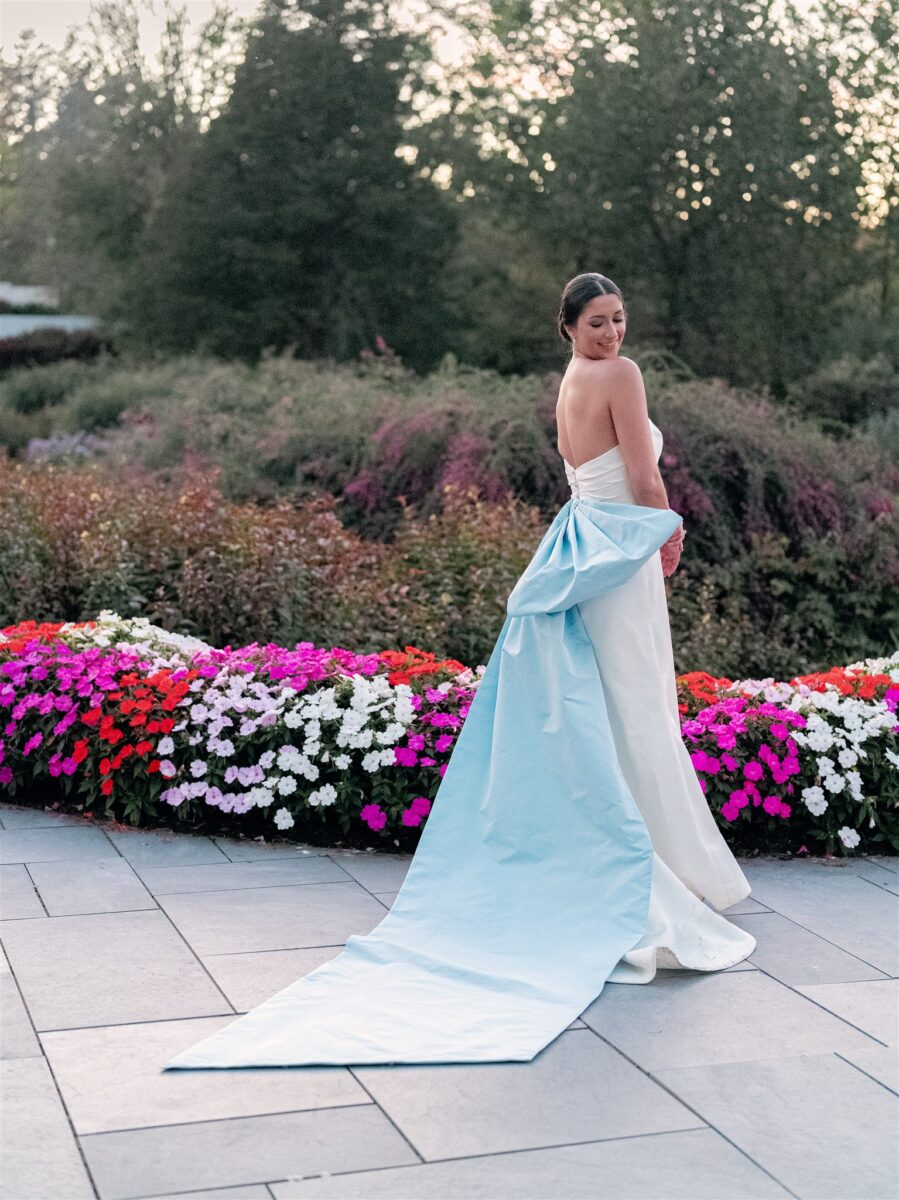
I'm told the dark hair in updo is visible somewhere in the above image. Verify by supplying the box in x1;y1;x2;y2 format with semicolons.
557;272;626;344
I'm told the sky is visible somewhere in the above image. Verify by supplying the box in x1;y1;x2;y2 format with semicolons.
0;0;469;63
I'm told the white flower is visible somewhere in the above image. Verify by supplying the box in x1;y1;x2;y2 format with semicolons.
189;760;207;778
837;747;858;769
801;785;828;816
259;749;276;770
276;775;297;796
817;756;835;776
189;703;210;723
157;736;175;756
845;770;864;801
284;709;304;729
334;753;351;770
361;750;383;773
823;772;845;794
886;748;899;769
310;784;337;807
273;807;295;830
837;826;860;849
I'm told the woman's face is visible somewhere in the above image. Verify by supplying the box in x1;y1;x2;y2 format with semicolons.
566;294;626;359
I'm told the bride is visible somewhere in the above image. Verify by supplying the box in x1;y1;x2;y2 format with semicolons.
165;272;756;1071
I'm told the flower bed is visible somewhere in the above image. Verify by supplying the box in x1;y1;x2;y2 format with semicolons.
1;613;897;856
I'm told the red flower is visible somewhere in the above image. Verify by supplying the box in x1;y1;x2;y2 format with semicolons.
100;778;114;796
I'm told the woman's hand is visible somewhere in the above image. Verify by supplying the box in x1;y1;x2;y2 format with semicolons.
660;526;685;578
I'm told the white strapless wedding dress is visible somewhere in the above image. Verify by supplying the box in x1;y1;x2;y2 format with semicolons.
564;420;756;983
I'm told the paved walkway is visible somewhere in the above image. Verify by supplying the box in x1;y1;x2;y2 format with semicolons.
0;801;896;1200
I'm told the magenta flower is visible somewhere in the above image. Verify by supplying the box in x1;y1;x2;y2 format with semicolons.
743;761;763;781
394;747;419;767
360;803;387;830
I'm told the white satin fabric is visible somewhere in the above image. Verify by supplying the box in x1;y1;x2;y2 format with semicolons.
565;420;756;983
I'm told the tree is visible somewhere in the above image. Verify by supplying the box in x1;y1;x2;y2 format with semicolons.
133;0;459;369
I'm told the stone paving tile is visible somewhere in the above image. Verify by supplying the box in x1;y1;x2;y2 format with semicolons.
41;1015;369;1134
0;971;41;1059
1;909;231;1030
0;803;86;830
109;828;230;868
137;855;352;895
579;969;880;1071
372;891;398;909
728;911;893;986
0;1056;96;1199
202;946;344;1011
158;882;388;956
654;1052;899;1200
0;863;45;918
28;856;157;916
0;823;118;864
354;1028;701;1161
270;1127;791;1199
326;851;411;893
742;858;899;975
795;979;898;1044
81;1106;420;1200
213;837;330;862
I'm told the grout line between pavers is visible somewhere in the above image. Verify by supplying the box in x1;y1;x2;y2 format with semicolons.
834;1049;899;1097
37;1012;239;1035
276;1124;737;1187
346;1066;426;1166
78;1099;377;1139
855;873;899;899
747;962;893;1047
575;1023;801;1199
22;861;51;917
147;876;367;898
200;942;345;959
738;896;896;979
151;900;241;1018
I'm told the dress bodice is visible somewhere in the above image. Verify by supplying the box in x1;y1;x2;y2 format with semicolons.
563;419;664;502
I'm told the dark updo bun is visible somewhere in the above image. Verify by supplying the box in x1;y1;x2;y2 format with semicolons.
557;272;626;344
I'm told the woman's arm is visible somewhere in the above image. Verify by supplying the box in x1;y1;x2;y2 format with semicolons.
604;359;670;511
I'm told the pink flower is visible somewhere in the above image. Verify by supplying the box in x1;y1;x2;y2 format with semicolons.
394;747;419;767
730;788;750;809
401;808;423;826
769;722;789;740
360;803;387;831
762;795;782;815
22;732;43;755
720;753;738;771
0;765;12;785
720;801;739;821
410;796;431;815
743;761;763;781
434;734;455;752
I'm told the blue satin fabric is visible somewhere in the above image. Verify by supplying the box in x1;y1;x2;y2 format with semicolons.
165;498;682;1069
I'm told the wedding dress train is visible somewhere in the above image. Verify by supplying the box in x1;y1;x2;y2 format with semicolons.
165;417;755;1069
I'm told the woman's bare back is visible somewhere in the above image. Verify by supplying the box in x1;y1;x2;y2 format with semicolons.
555;359;633;468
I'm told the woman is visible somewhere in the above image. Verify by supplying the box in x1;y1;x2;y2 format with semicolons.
166;273;755;1071
557;273;754;982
